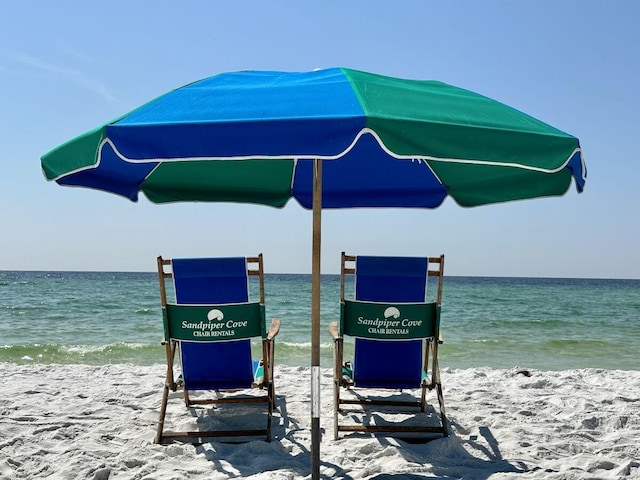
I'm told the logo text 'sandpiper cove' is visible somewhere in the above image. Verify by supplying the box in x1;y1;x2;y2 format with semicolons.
357;307;423;335
181;308;248;337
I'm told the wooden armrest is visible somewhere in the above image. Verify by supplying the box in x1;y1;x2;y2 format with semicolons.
438;330;444;344
329;321;340;340
267;317;281;340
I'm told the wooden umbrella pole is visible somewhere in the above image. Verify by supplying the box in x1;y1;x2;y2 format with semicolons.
311;158;322;480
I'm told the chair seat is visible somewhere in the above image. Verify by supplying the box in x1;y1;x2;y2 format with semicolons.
181;340;254;390
184;359;264;390
353;338;424;389
343;362;428;389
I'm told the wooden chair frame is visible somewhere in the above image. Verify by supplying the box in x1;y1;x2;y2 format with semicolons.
329;252;447;440
155;254;280;443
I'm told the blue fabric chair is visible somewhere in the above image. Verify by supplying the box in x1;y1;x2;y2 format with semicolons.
155;255;280;443
330;253;447;439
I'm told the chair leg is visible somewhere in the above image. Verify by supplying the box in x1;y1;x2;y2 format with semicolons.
264;340;275;441
334;377;341;440
436;382;448;436
333;338;343;440
155;382;170;444
266;381;274;442
269;342;276;410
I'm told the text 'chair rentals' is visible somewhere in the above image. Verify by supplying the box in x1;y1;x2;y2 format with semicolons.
155;254;281;443
329;252;447;439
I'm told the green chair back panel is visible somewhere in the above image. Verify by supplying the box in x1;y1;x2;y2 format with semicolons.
341;300;439;340
163;302;265;341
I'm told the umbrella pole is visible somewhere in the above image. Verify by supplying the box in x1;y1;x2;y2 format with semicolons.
311;158;322;480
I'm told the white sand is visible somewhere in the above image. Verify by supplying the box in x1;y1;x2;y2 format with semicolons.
1;363;639;479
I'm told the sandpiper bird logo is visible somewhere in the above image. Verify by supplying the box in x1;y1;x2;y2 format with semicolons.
383;306;401;319
207;309;224;321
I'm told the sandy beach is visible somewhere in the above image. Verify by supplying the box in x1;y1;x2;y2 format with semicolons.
1;363;638;479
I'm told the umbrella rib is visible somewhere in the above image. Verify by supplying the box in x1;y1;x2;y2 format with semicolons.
46;139;113;182
428;148;584;175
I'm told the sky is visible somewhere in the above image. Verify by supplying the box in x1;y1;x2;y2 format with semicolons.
1;1;638;278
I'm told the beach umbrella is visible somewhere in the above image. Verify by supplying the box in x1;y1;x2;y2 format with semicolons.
41;67;586;479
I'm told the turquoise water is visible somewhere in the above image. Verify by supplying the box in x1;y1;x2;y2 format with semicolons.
1;271;639;371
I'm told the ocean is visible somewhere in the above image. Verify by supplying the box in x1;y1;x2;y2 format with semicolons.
1;271;639;371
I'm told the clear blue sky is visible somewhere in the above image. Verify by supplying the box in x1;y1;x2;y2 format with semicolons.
1;1;638;278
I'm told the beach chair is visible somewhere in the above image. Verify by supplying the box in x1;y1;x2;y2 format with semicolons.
155;254;280;443
329;252;447;439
